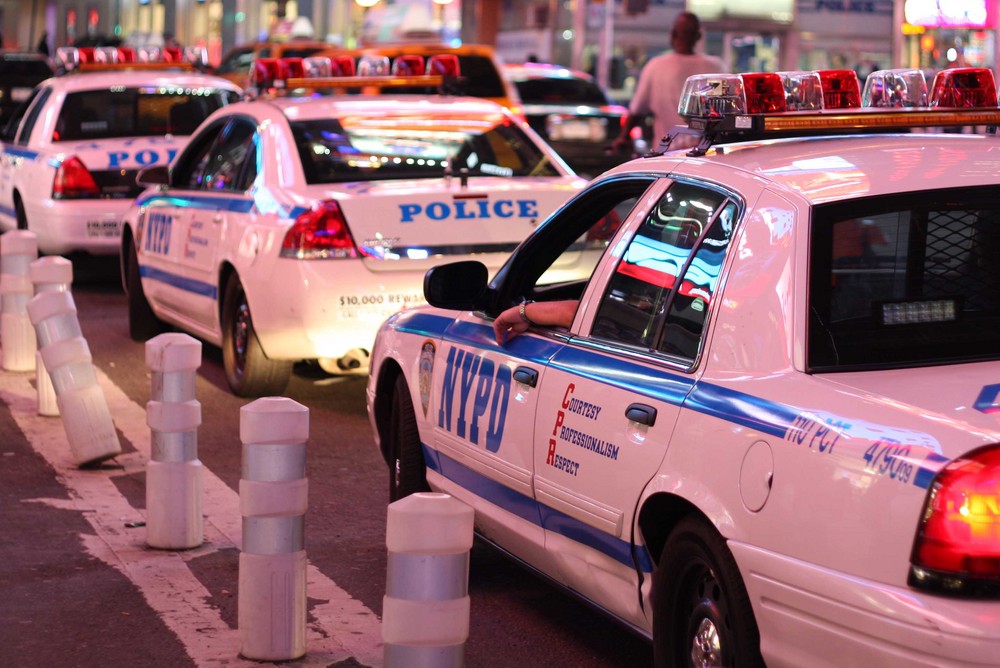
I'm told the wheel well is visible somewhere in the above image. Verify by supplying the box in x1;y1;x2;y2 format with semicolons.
120;224;134;292
638;493;711;567
217;262;236;322
371;358;404;465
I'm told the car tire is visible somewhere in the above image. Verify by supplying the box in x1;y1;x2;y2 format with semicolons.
14;195;27;230
124;234;167;342
221;273;292;397
387;374;429;502
652;516;763;668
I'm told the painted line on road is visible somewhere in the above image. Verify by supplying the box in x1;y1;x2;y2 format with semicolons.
2;365;383;667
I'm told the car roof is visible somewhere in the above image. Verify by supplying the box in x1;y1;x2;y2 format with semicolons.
41;69;242;93
621;132;1000;205
239;93;511;120
503;62;593;82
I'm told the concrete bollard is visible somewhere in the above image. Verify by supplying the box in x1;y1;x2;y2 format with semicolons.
238;397;309;662
145;333;203;550
30;256;73;416
383;492;474;668
1;230;39;372
26;290;122;467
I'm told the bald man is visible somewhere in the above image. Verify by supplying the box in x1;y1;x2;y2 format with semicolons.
612;12;726;152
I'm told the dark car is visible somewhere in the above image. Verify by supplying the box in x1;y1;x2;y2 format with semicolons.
504;62;630;176
0;51;54;129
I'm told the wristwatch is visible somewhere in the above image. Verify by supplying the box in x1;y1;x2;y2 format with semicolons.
519;299;535;325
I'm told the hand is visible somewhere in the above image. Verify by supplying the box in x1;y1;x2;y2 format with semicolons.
608;135;631;154
493;304;532;344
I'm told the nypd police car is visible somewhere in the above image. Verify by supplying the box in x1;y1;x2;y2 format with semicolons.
120;55;585;397
366;67;1000;666
0;46;240;256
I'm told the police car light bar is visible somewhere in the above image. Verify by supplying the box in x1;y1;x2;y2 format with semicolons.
56;46;208;72
250;54;461;94
663;67;1000;156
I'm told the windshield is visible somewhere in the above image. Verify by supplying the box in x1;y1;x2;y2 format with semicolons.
808;186;1000;370
54;86;238;140
291;113;561;184
513;77;610;105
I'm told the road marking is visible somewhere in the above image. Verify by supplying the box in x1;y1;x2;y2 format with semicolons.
2;366;384;667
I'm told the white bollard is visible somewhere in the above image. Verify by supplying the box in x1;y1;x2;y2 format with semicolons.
1;230;39;372
26;290;122;468
145;333;203;550
383;492;474;668
30;256;73;416
238;397;309;662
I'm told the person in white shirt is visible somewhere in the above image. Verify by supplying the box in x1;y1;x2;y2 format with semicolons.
611;12;726;152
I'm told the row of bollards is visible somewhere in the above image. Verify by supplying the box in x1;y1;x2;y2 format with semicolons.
0;228;475;665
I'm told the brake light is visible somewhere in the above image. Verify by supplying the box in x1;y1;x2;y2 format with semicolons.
280;200;361;259
930;67;998;108
53;156;100;199
909;445;1000;595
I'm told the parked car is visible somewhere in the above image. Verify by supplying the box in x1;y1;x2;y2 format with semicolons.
0;46;241;256
120;54;585;397
366;68;1000;666
0;51;54;129
504;62;631;176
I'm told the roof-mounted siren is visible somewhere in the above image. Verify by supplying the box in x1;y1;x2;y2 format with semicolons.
183;46;209;69
929;67;998;108
391;54;425;76
302;56;332;78
251;57;283;90
357;55;391;77
816;70;861;109
677;74;748;119
862;69;929;108
777;71;825;110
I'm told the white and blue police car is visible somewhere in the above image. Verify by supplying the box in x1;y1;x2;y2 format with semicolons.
366;68;1000;666
120;55;586;397
0;46;240;256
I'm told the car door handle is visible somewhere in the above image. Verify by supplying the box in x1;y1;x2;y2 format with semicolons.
213;214;223;223
513;366;538;387
626;403;656;426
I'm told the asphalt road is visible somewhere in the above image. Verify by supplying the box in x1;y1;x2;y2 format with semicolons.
0;261;653;667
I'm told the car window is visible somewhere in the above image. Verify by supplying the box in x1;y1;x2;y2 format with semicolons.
172;121;227;188
291;114;559;184
809;186;1000;370
7;86;50;144
217;47;254;74
513;77;610;105
193;118;257;192
53;86;237;141
592;181;734;358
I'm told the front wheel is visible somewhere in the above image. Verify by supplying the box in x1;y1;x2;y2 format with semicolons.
123;234;167;341
652;516;763;668
386;374;429;502
221;274;293;397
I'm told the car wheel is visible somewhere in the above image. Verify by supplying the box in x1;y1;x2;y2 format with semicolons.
387;374;429;502
221;273;292;398
124;234;167;341
652;516;763;668
14;195;27;230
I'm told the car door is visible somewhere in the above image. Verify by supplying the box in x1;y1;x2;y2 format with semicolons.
530;179;742;624
137;117;256;331
0;86;50;230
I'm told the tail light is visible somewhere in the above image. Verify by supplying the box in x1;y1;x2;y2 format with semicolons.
280;200;361;259
909;445;1000;596
53;157;100;199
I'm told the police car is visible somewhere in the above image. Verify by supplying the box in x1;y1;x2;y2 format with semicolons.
366;67;1000;666
0;46;241;256
120;54;585;397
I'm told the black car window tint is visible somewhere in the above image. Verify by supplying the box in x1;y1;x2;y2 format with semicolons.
11;86;50;145
173;122;227;189
198;118;257;192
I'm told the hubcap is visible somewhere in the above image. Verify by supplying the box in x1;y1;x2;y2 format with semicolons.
689;616;722;667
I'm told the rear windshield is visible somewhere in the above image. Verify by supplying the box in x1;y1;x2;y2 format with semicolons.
513;77;610;105
54;86;238;140
0;55;53;77
808;187;1000;370
291;113;561;184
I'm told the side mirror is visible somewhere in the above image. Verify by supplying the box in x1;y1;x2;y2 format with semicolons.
136;165;170;188
424;261;488;310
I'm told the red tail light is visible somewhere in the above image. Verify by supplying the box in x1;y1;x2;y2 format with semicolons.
910;445;1000;595
53;156;100;199
742;73;786;114
280;200;360;259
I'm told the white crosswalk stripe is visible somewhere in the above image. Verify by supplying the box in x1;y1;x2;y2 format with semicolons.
2;365;384;667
